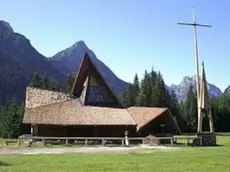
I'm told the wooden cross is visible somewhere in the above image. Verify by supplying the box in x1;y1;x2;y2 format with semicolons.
177;7;211;133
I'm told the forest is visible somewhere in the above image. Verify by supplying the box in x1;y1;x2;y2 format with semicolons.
0;72;75;138
0;69;230;139
120;68;230;133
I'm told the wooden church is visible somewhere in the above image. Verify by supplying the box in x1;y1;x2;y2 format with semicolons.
22;53;181;138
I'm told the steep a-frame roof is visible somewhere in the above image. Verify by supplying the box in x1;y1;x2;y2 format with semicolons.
71;52;122;107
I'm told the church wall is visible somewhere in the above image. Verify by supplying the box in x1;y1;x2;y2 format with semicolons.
37;125;137;137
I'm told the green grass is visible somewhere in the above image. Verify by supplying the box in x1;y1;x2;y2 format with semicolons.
0;136;230;172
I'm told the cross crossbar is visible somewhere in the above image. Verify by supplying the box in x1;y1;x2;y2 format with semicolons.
177;23;211;28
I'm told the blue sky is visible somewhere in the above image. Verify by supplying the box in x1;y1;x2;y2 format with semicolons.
0;0;229;91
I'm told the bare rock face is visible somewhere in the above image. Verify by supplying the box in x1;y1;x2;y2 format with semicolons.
25;87;73;108
169;75;222;101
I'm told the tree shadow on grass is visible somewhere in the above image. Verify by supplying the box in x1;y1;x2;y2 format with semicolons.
0;161;11;166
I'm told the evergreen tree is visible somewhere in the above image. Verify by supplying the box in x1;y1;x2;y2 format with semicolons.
119;83;136;107
133;73;140;104
183;85;198;132
0;105;5;137
138;70;152;106
166;89;172;108
151;71;168;107
2;97;17;138
49;79;60;91
150;68;159;106
169;89;184;129
119;89;129;108
65;73;75;93
170;89;179;117
1;98;24;138
41;74;49;89
30;72;41;88
152;80;161;107
157;72;167;106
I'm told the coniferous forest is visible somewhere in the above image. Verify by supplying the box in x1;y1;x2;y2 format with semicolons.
0;72;75;139
119;68;230;133
0;68;230;139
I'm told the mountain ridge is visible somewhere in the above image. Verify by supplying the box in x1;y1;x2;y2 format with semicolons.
168;75;223;101
49;40;129;96
0;20;66;105
0;20;227;104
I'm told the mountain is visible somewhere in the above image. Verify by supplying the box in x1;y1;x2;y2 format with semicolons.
0;20;65;105
0;20;225;105
223;86;230;96
49;41;128;96
170;75;223;101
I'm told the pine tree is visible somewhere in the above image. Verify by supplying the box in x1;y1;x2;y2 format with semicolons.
152;81;161;107
119;89;129;108
65;73;75;93
49;79;60;91
0;105;5;137
127;84;136;106
170;89;179;117
138;70;152;106
157;72;167;107
2;97;17;138
166;89;172;108
16;102;24;137
30;72;41;88
152;71;167;107
2;98;24;138
133;73;140;104
41;74;49;89
184;85;198;132
170;89;184;129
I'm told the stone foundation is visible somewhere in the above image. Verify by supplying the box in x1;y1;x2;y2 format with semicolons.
193;132;217;146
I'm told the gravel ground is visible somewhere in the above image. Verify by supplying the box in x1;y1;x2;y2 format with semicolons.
0;145;178;155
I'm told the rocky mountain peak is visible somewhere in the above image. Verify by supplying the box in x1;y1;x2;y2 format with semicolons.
170;75;223;101
70;40;87;49
0;20;14;32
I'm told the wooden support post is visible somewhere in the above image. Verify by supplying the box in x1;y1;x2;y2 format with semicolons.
65;139;68;145
199;137;202;146
170;139;173;146
42;139;45;146
185;139;188;146
85;139;88;146
122;139;124;146
150;136;153;145
102;139;104;146
17;139;20;148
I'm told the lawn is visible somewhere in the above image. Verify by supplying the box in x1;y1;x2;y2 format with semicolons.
0;136;230;172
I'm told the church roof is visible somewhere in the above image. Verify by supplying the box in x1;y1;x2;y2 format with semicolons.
23;88;180;134
23;99;136;126
127;107;181;133
127;107;168;130
71;52;121;107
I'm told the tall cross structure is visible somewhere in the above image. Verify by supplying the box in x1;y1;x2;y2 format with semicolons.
177;7;211;134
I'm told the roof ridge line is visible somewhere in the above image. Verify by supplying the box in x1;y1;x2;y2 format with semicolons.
125;108;137;125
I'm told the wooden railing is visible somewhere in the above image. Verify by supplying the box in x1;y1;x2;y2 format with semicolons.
17;135;145;147
143;135;201;146
17;135;202;147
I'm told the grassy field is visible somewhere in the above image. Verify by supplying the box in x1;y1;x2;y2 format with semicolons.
0;136;230;172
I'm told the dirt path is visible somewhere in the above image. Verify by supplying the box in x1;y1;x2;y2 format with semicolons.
0;145;178;155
